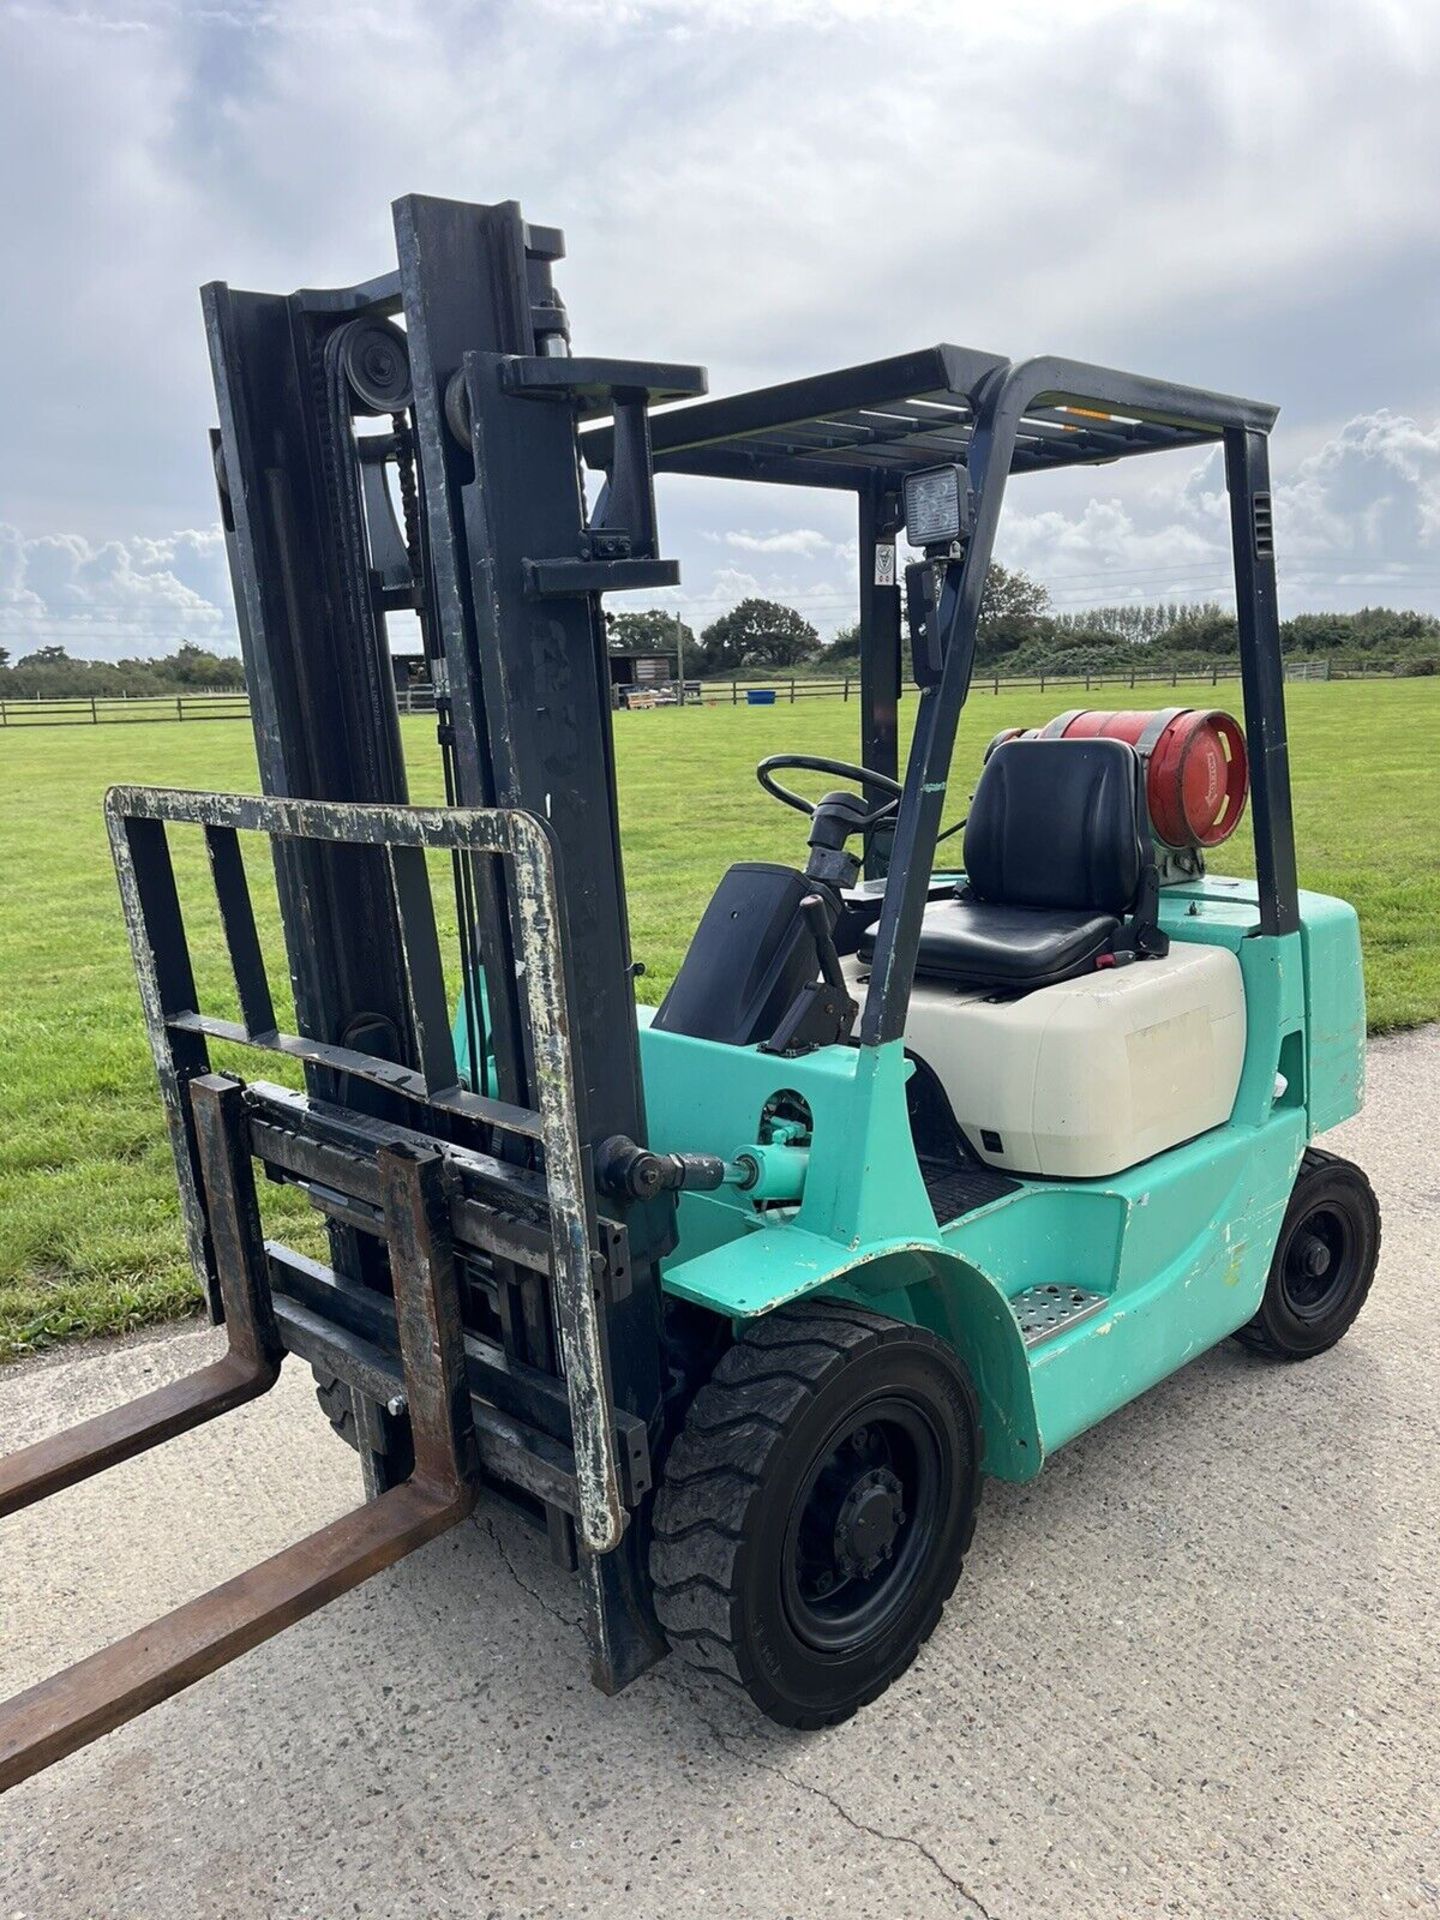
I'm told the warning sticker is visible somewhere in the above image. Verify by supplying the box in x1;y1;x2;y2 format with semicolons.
874;542;896;587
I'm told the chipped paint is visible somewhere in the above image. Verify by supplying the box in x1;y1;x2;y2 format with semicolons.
104;786;628;1558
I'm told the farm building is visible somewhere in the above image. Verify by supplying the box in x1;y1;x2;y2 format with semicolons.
390;649;430;693
608;643;678;694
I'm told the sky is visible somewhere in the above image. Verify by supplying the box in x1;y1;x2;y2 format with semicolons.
3;0;1440;660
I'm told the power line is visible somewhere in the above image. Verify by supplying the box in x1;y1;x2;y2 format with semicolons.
10;556;1439;655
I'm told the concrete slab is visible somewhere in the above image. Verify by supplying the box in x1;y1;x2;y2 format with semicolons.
2;1029;1438;1919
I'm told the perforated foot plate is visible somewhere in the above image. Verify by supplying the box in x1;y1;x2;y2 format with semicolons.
1010;1283;1109;1347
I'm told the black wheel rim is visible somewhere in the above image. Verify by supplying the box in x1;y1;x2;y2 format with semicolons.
1279;1200;1359;1323
780;1394;943;1656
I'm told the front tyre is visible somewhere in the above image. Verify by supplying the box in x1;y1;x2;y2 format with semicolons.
1235;1147;1381;1361
650;1301;982;1729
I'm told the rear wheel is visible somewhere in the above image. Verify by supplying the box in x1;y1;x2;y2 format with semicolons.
650;1301;982;1728
1234;1147;1380;1361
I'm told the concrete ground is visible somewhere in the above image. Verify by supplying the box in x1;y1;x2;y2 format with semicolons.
2;1029;1437;1920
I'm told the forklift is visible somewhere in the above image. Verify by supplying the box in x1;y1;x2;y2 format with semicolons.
0;195;1380;1776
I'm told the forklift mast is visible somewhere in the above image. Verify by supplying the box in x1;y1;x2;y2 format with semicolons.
207;194;696;1194
203;193;710;1657
0;196;708;1789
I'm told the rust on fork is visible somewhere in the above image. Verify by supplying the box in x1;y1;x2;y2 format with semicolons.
0;1090;478;1794
0;1074;283;1521
0;1350;279;1521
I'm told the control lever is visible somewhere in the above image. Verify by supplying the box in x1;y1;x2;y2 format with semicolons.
759;894;859;1059
803;893;848;995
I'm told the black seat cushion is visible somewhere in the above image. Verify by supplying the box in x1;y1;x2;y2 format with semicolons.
833;876;956;956
887;899;1121;990
858;738;1147;993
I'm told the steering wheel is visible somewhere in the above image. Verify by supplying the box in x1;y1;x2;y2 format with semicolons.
755;754;903;831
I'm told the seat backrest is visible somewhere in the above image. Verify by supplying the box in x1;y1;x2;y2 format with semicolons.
963;738;1145;915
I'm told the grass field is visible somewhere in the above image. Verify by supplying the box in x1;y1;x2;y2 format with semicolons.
2;677;1437;1359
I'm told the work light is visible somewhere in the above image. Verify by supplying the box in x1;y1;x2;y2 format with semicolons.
903;462;973;550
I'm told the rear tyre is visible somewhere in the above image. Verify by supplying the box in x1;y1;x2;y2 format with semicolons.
1234;1147;1380;1361
650;1301;982;1729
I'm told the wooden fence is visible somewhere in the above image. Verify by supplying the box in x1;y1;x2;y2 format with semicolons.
0;656;1420;729
636;657;1415;706
0;691;251;728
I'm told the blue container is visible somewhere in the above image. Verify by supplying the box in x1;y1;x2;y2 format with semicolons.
746;688;777;706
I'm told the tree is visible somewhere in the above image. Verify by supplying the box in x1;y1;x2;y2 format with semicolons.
604;608;695;656
1280;611;1351;656
974;565;1051;667
1166;603;1237;655
823;623;862;665
0;640;246;699
0;647;9;669
167;642;245;688
698;598;819;673
1349;605;1440;651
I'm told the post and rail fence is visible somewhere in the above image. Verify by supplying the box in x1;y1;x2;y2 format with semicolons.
614;654;1416;707
0;657;1421;729
0;691;253;729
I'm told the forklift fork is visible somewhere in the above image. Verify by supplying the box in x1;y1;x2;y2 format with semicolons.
0;1077;285;1523
0;1079;478;1793
0;787;636;1793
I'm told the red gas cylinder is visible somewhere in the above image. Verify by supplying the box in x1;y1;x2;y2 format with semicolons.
990;708;1249;850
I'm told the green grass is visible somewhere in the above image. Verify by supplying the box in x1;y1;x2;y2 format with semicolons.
2;678;1437;1358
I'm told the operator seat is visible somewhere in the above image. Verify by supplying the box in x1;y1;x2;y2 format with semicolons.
859;737;1161;993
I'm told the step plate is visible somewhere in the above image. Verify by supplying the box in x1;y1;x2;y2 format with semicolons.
1011;1283;1110;1348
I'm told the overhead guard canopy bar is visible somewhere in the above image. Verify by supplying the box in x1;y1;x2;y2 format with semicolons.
581;345;1278;488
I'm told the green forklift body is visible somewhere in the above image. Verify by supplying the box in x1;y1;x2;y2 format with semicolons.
626;877;1364;1483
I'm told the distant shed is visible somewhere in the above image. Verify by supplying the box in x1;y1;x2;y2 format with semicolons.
608;644;678;692
390;651;430;693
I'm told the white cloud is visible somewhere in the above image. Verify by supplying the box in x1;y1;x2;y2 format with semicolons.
5;0;1440;651
720;528;838;556
1284;411;1440;562
998;495;1225;607
993;411;1440;616
0;522;233;659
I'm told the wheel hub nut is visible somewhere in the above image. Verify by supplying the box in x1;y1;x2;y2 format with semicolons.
1297;1230;1331;1278
834;1466;904;1578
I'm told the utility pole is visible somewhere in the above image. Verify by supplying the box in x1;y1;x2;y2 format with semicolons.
674;610;686;704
